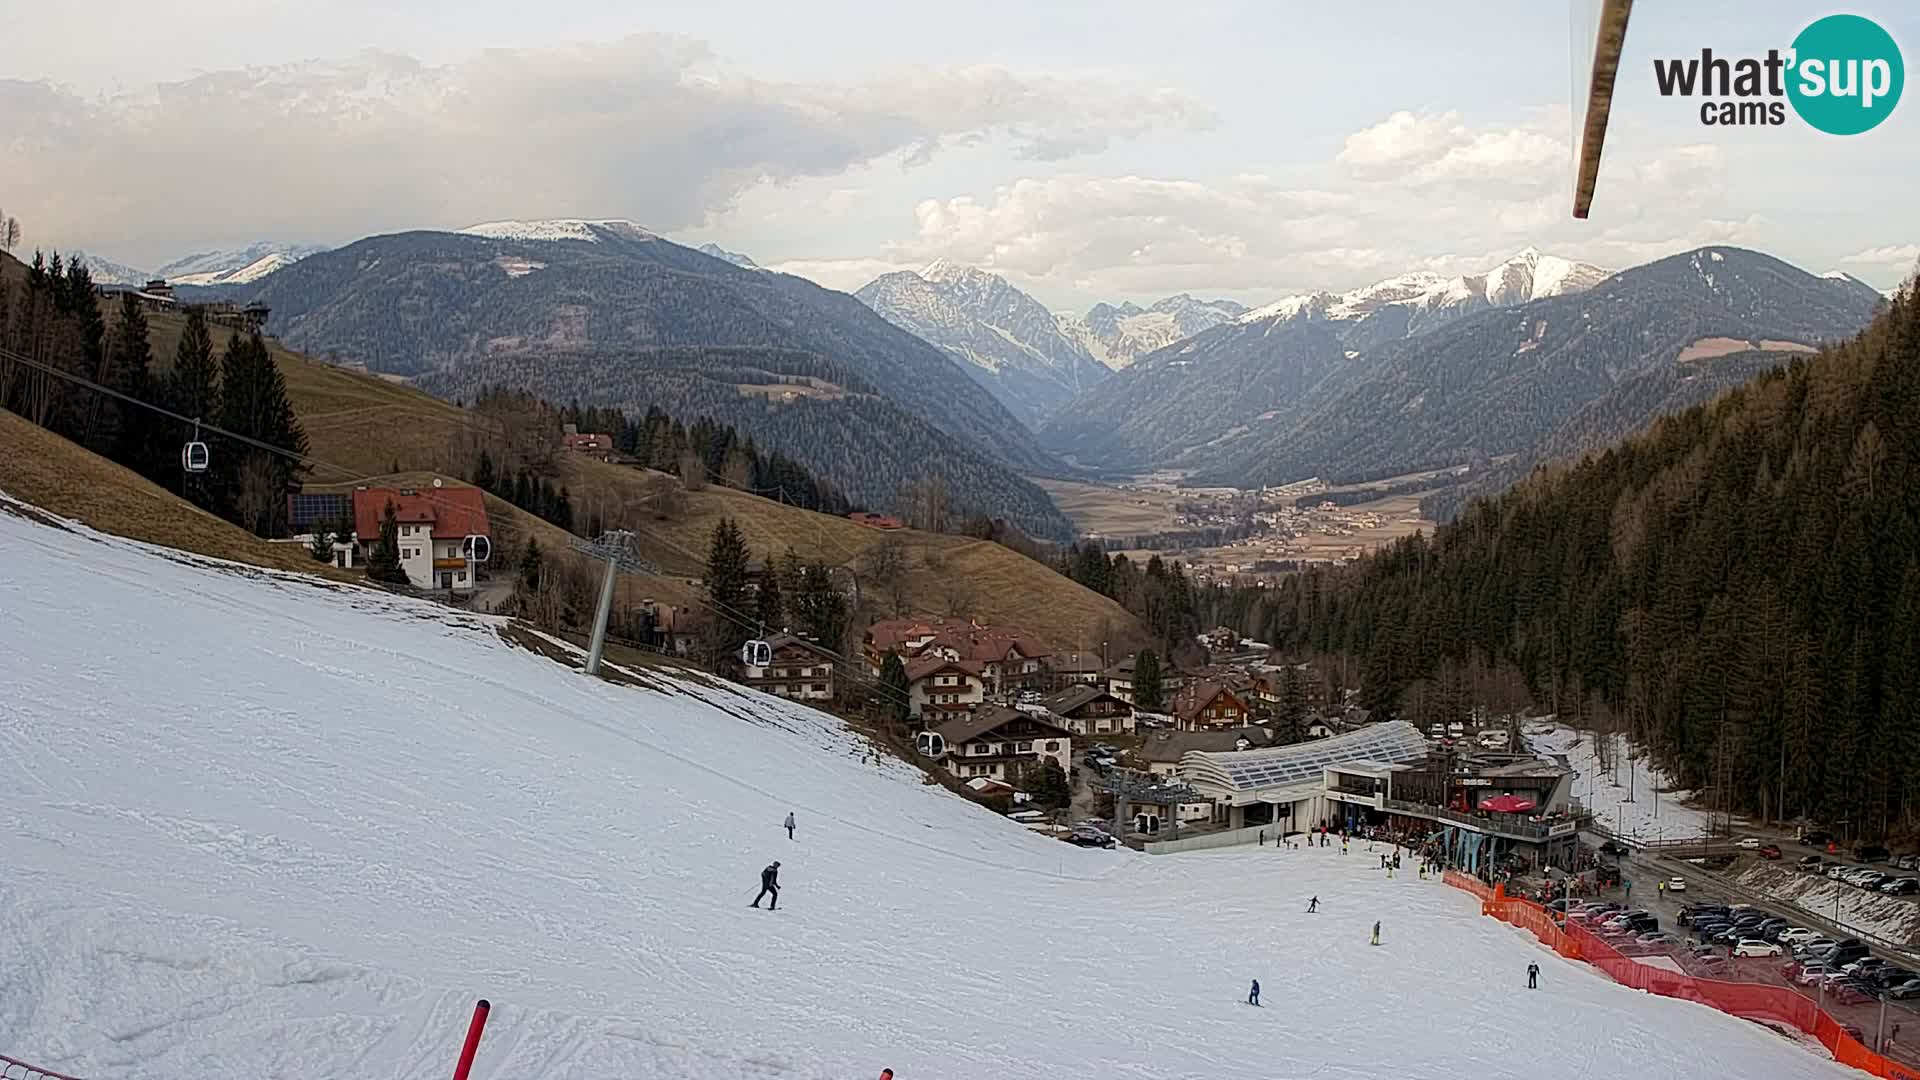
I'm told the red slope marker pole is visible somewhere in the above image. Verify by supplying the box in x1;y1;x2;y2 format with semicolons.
452;998;491;1080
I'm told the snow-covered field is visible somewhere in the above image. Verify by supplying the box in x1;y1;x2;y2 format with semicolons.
0;501;1858;1079
1526;722;1720;841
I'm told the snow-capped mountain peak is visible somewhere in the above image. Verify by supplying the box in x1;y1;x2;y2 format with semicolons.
697;242;761;270
1065;294;1249;369
1235;249;1611;339
457;219;656;244
141;242;330;287
856;263;1109;426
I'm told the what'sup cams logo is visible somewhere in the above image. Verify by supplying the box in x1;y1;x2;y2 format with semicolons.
1653;13;1903;134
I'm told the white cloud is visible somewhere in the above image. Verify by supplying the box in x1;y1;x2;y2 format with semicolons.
1839;244;1920;268
0;37;1211;267
1336;110;1468;172
843;110;1738;307
764;257;913;292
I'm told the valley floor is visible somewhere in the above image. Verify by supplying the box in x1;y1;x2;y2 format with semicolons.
0;496;1858;1079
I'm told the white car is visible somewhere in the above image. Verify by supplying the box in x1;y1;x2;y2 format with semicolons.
1733;940;1782;958
1667;877;1687;892
1779;927;1820;945
1736;837;1762;850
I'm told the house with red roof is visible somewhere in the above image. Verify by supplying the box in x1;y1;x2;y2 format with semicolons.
350;484;491;593
904;656;987;719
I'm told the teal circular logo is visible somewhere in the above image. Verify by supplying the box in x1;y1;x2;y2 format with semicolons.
1788;14;1904;135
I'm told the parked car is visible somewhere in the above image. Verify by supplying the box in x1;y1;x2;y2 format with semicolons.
1882;877;1920;895
1795;963;1834;985
1867;967;1915;989
1858;843;1891;862
1779;927;1820;945
1798;854;1825;871
1888;982;1920;1001
1695;954;1730;971
1801;829;1832;846
1546;898;1579;913
1638;932;1678;948
1796;937;1838;958
1758;844;1783;860
1600;840;1630;857
1734;940;1783;957
1736;837;1762;850
1667;877;1687;892
1833;985;1878;1006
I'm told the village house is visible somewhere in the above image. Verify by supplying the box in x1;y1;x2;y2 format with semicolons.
864;617;1052;696
560;423;615;460
927;705;1071;782
1171;678;1253;732
740;634;837;702
1050;651;1106;688
350;484;490;593
1041;686;1135;736
285;493;358;568
846;511;903;530
905;656;987;719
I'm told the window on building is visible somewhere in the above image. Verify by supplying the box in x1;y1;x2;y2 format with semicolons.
1016;741;1032;752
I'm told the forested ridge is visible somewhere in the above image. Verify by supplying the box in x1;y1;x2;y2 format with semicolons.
423;348;1074;540
1255;283;1920;839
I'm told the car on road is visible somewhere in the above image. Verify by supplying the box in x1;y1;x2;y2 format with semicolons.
1798;854;1825;871
1795;963;1834;985
1759;844;1782;860
1600;840;1630;857
1065;826;1117;848
1779;927;1820;945
1892;854;1919;871
1857;843;1891;863
1733;940;1783;957
1736;837;1762;850
1882;877;1920;895
1800;829;1833;846
1866;966;1915;989
1667;876;1687;892
1679;904;1727;926
1888;982;1920;1001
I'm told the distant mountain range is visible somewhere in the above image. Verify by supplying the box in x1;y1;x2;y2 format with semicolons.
1041;247;1885;515
231;221;1074;539
856;261;1112;428
697;243;761;270
1057;295;1247;369
84;242;326;288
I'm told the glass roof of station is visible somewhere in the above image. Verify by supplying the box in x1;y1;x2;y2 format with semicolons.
1182;721;1429;793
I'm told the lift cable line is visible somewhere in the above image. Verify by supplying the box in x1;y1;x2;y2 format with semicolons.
2;342;916;710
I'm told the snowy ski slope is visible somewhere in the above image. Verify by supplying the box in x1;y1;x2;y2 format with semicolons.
0;499;1855;1079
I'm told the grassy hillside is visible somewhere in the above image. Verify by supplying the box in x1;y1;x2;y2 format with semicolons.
130;308;1143;650
0;408;351;579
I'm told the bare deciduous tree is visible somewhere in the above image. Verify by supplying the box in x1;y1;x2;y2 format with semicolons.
862;535;910;614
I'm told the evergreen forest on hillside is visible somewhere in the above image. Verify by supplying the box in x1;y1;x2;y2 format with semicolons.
1247;286;1920;839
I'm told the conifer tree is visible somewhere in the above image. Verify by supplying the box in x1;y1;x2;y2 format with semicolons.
704;517;752;660
366;502;409;585
1134;649;1165;712
754;550;784;632
879;650;911;728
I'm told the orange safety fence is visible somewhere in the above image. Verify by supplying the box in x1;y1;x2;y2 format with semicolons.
1443;876;1920;1080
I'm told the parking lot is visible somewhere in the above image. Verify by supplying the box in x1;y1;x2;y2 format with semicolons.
1583;844;1920;1063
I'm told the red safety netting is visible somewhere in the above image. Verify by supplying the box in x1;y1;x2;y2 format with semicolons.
1445;878;1920;1080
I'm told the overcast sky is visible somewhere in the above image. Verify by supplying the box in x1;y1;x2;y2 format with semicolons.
4;0;1915;309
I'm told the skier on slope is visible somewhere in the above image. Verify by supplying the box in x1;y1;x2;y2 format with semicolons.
1308;895;1320;913
1370;920;1381;946
1248;979;1261;1006
751;861;781;910
785;811;796;840
1527;962;1540;989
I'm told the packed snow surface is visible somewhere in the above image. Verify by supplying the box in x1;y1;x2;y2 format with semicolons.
0;502;1855;1079
1525;722;1718;841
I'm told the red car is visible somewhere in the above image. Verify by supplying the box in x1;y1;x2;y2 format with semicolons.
1758;844;1782;860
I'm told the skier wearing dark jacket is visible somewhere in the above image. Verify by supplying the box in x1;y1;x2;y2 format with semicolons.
752;861;781;909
